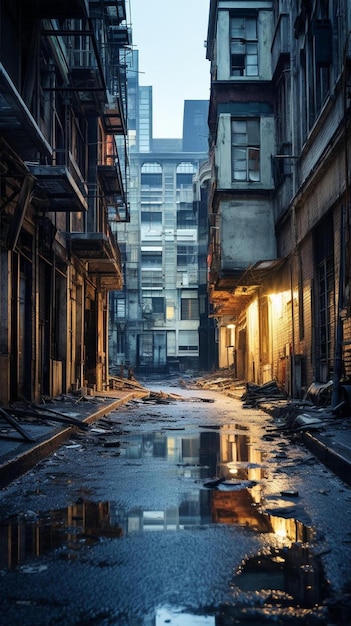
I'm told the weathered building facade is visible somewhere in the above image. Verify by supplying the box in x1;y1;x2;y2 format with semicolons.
194;158;218;372
0;0;129;402
207;0;351;399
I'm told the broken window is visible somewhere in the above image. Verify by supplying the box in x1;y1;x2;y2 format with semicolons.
230;15;258;77
232;119;260;182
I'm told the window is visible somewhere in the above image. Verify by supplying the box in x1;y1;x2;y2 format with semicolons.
232;119;260;181
181;298;199;320
178;330;199;352
139;333;153;364
109;293;126;323
230;16;258;76
299;19;332;140
141;251;162;267
116;298;126;318
142;297;165;317
177;204;196;228
176;162;196;187
141;212;162;226
141;249;163;289
177;245;197;268
152;297;165;314
141;271;163;289
141;163;162;188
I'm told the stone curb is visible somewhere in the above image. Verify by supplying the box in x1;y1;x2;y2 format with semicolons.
0;391;148;489
225;389;351;488
301;431;351;487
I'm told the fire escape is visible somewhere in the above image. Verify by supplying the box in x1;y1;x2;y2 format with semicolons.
0;0;129;290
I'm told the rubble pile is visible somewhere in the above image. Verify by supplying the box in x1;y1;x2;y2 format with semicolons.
139;390;180;404
181;370;246;397
241;380;288;408
242;379;347;433
109;375;146;391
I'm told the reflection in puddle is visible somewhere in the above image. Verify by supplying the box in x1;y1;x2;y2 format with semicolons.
0;423;330;622
156;606;215;625
235;542;325;608
121;423;265;481
0;426;312;569
0;496;315;571
218;541;329;623
0;500;122;569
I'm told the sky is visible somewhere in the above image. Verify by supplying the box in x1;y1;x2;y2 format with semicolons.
128;0;211;138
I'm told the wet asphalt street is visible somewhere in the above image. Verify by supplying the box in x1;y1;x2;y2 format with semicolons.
0;379;350;625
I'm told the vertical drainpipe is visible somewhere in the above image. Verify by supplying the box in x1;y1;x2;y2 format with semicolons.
332;206;345;408
34;227;40;401
289;9;297;399
332;32;351;406
290;259;296;398
51;251;56;396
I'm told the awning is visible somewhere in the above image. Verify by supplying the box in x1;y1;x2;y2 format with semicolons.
209;258;284;317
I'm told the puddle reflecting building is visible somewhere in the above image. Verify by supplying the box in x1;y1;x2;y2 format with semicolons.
206;0;351;399
0;0;129;402
0;420;315;589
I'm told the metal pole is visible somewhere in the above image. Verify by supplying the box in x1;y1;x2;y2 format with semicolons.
332;206;345;408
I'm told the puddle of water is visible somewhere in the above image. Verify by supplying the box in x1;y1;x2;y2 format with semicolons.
156;606;215;625
0;500;122;569
0;495;314;566
235;542;325;608
0;425;311;568
120;424;266;479
0;421;333;622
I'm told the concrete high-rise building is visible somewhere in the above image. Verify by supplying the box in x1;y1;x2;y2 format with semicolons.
109;50;209;373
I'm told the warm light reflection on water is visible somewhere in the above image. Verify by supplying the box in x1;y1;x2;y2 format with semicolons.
0;422;330;623
0;425;314;569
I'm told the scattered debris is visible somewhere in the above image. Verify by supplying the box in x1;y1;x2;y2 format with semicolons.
141;391;174;404
203;477;257;491
204;477;225;489
181;370;245;397
109;376;145;391
241;380;288;407
136;390;215;404
281;490;299;497
304;380;333;407
102;440;121;448
0;407;35;442
292;413;326;431
5;405;89;431
218;479;257;491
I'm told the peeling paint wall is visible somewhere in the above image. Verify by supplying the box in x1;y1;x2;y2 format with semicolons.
220;200;276;269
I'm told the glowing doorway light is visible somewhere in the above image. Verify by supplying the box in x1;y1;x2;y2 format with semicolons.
268;292;283;318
